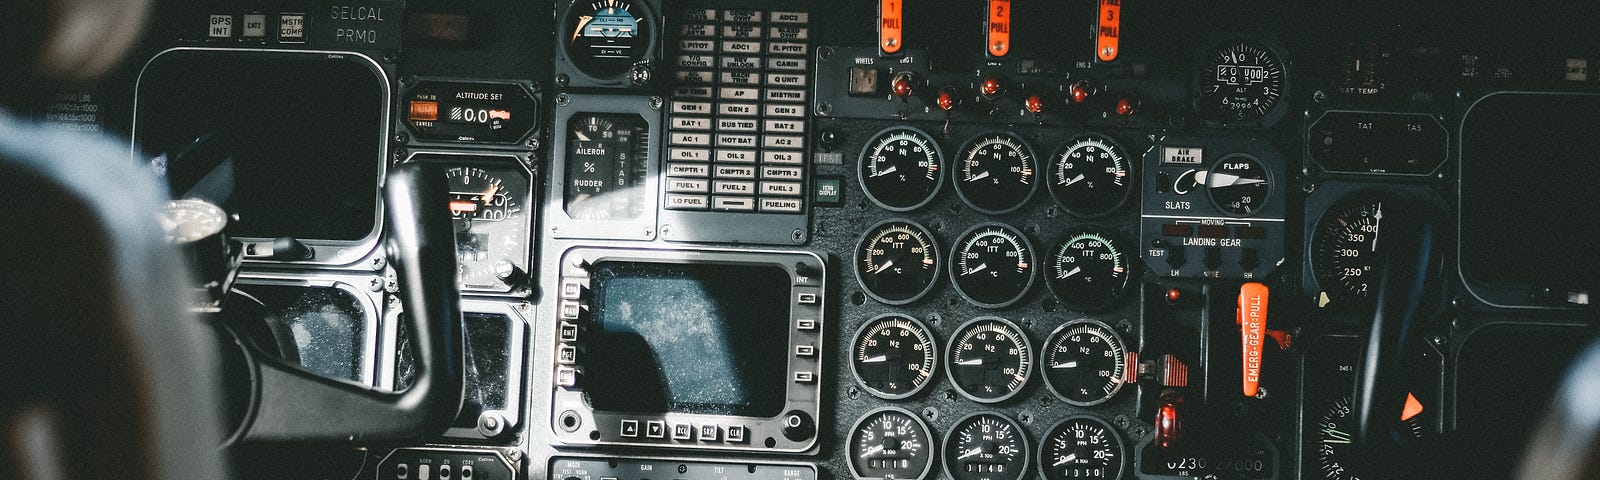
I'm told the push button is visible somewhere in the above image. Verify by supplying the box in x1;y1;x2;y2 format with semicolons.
620;420;640;438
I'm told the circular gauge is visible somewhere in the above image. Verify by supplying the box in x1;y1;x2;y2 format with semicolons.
954;133;1038;214
1206;154;1271;216
851;314;940;400
1311;196;1387;305
1047;135;1133;218
1041;320;1128;406
561;0;655;80
860;127;945;211
949;224;1037;308
855;219;941;305
443;162;531;292
946;317;1033;403
1314;395;1425;480
1039;416;1127;480
942;412;1031;480
564;113;650;220
1196;41;1287;122
1046;232;1133;312
159;199;228;243
848;407;937;480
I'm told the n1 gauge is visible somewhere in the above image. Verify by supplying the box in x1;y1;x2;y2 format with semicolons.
860;127;945;211
848;407;936;480
943;412;1031;480
1048;135;1132;218
947;317;1033;403
851;314;939;400
856;219;941;305
955;133;1038;214
1039;416;1127;480
1047;232;1133;312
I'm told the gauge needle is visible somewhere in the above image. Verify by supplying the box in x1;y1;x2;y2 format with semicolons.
964;263;989;276
1059;266;1082;279
1196;171;1266;187
862;355;889;363
1371;202;1384;251
871;165;899;177
1054;453;1078;466
1061;173;1086;186
1052;361;1080;369
479;184;500;204
875;260;897;274
968;170;992;182
863;444;886;457
958;447;984;459
956;358;985;366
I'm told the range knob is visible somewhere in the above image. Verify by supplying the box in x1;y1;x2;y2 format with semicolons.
980;76;1004;97
891;72;916;98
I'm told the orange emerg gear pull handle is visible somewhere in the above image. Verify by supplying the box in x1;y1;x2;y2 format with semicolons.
1238;282;1269;397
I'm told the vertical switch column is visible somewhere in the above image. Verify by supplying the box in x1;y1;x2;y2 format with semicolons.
665;10;718;211
759;11;810;214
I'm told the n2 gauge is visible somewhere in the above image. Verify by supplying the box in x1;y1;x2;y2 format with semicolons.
848;407;936;480
946;317;1034;403
1042;320;1128;407
856;219;941;305
851;314;939;400
943;413;1031;480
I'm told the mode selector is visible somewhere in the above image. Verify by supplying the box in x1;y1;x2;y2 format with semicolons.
782;410;815;441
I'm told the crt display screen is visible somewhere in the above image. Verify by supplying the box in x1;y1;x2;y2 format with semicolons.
135;52;385;242
585;261;791;417
1460;93;1600;291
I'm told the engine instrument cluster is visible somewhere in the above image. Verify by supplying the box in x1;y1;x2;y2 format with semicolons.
112;1;1600;480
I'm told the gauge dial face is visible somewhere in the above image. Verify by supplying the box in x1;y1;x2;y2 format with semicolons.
1206;154;1271;216
1197;41;1286;122
159;199;228;243
848;407;936;480
1312;197;1386;305
946;317;1033;403
564;113;649;221
943;413;1031;480
851;314;939;399
444;162;531;292
1047;136;1132;218
856;219;941;305
1315;395;1425;480
1042;321;1128;406
860;127;945;211
1047;232;1132;312
562;0;654;80
955;133;1037;214
950;224;1037;308
1039;416;1126;480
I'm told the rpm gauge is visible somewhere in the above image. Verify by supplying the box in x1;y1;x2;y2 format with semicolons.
564;113;650;220
946;317;1033;403
851;314;939;400
1197;41;1287;122
955;133;1038;214
1312;196;1386;306
1047;135;1132;218
1205;154;1271;216
1039;416;1126;480
856;219;941;305
1042;320;1128;406
1047;232;1133;312
943;412;1031;480
950;224;1037;308
848;407;936;480
561;0;655;81
860;127;945;211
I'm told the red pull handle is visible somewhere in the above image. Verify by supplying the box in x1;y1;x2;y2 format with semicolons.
1238;282;1269;397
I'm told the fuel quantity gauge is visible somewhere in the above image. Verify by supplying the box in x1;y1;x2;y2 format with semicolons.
848;407;936;480
856;219;941;305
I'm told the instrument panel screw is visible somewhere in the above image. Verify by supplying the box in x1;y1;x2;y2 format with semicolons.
370;257;386;271
394;132;409;143
648;96;664;110
921;407;939;422
791;229;805;243
1114;415;1129;428
556;93;571;107
556;74;570;88
660;224;673;237
368;278;384;292
1430;335;1447;346
818;47;834;60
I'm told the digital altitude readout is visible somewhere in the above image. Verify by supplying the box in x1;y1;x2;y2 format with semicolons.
403;80;539;144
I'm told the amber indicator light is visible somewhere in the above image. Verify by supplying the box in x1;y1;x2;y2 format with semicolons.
409;100;439;122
